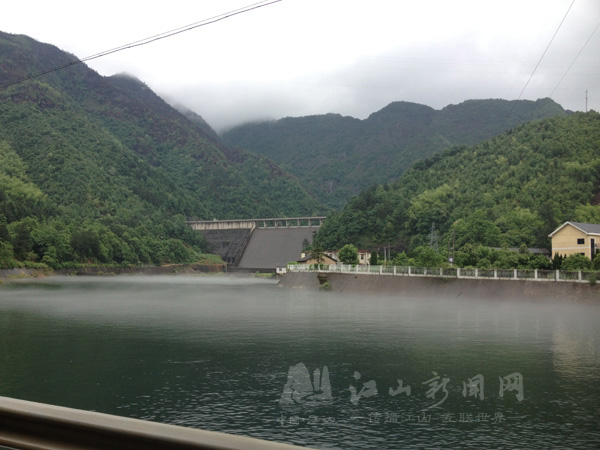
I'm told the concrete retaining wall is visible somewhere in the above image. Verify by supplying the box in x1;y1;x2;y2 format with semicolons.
278;272;600;302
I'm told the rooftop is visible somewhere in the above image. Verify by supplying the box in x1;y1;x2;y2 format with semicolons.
549;221;600;237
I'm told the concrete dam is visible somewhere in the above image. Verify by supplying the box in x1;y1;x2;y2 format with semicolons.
188;217;325;270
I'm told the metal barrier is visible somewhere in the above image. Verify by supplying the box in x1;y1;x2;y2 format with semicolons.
287;264;599;283
0;396;311;450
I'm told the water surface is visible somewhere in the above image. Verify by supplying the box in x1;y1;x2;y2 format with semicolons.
0;275;598;449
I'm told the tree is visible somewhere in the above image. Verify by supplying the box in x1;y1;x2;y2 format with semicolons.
574;203;600;224
412;246;446;267
32;220;72;265
338;244;359;265
301;238;311;251
495;207;544;247
12;221;33;261
493;248;523;269
381;221;395;246
70;228;101;261
455;243;486;267
0;241;16;268
392;251;413;266
370;250;379;266
592;253;600;271
159;238;198;264
526;254;553;270
561;253;591;271
552;253;564;270
454;210;501;248
0;215;9;242
407;184;454;235
310;246;325;267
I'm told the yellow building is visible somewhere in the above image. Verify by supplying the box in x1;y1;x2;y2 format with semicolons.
549;221;600;259
298;252;338;265
325;249;371;265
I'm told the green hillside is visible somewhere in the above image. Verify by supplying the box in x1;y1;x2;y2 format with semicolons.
314;111;600;263
223;99;567;209
0;31;322;268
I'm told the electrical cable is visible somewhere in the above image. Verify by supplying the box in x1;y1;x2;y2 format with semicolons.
517;0;576;100
0;0;282;90
550;18;600;96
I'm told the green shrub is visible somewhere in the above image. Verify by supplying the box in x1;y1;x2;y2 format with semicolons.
561;253;592;271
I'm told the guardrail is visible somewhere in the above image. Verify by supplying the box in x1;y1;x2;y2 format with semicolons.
287;264;599;283
0;396;311;450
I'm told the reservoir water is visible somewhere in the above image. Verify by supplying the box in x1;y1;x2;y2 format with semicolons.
0;275;598;449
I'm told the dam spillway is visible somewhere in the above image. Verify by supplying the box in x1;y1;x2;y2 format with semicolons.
237;226;320;269
188;217;324;269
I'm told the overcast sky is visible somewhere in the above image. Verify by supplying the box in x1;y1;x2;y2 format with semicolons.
3;0;600;132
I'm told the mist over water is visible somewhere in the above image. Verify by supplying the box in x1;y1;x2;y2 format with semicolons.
0;275;599;449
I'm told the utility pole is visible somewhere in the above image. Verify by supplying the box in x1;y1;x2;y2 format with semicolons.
447;228;455;265
451;228;455;266
586;89;588;112
430;222;439;253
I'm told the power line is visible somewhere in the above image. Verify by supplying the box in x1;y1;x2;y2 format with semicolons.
517;0;576;100
0;0;282;90
550;18;600;96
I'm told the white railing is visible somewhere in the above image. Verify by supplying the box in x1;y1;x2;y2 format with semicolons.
188;217;326;230
287;264;599;283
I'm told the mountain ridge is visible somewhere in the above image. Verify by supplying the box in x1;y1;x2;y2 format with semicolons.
0;31;322;267
313;111;600;258
223;98;567;208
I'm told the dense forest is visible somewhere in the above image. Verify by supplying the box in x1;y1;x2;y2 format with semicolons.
0;31;322;269
223;98;567;208
2;31;597;272
313;112;600;269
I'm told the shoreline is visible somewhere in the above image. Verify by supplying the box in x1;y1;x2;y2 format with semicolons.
3;267;597;302
0;263;226;281
278;271;600;302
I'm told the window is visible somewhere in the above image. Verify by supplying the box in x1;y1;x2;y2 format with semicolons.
577;238;585;245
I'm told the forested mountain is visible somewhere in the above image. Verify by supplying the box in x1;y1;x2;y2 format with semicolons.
313;111;600;262
0;31;321;268
223;99;567;208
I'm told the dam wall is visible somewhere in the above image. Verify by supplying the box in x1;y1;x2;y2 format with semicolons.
278;272;600;302
200;229;253;266
237;227;319;269
194;219;323;269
